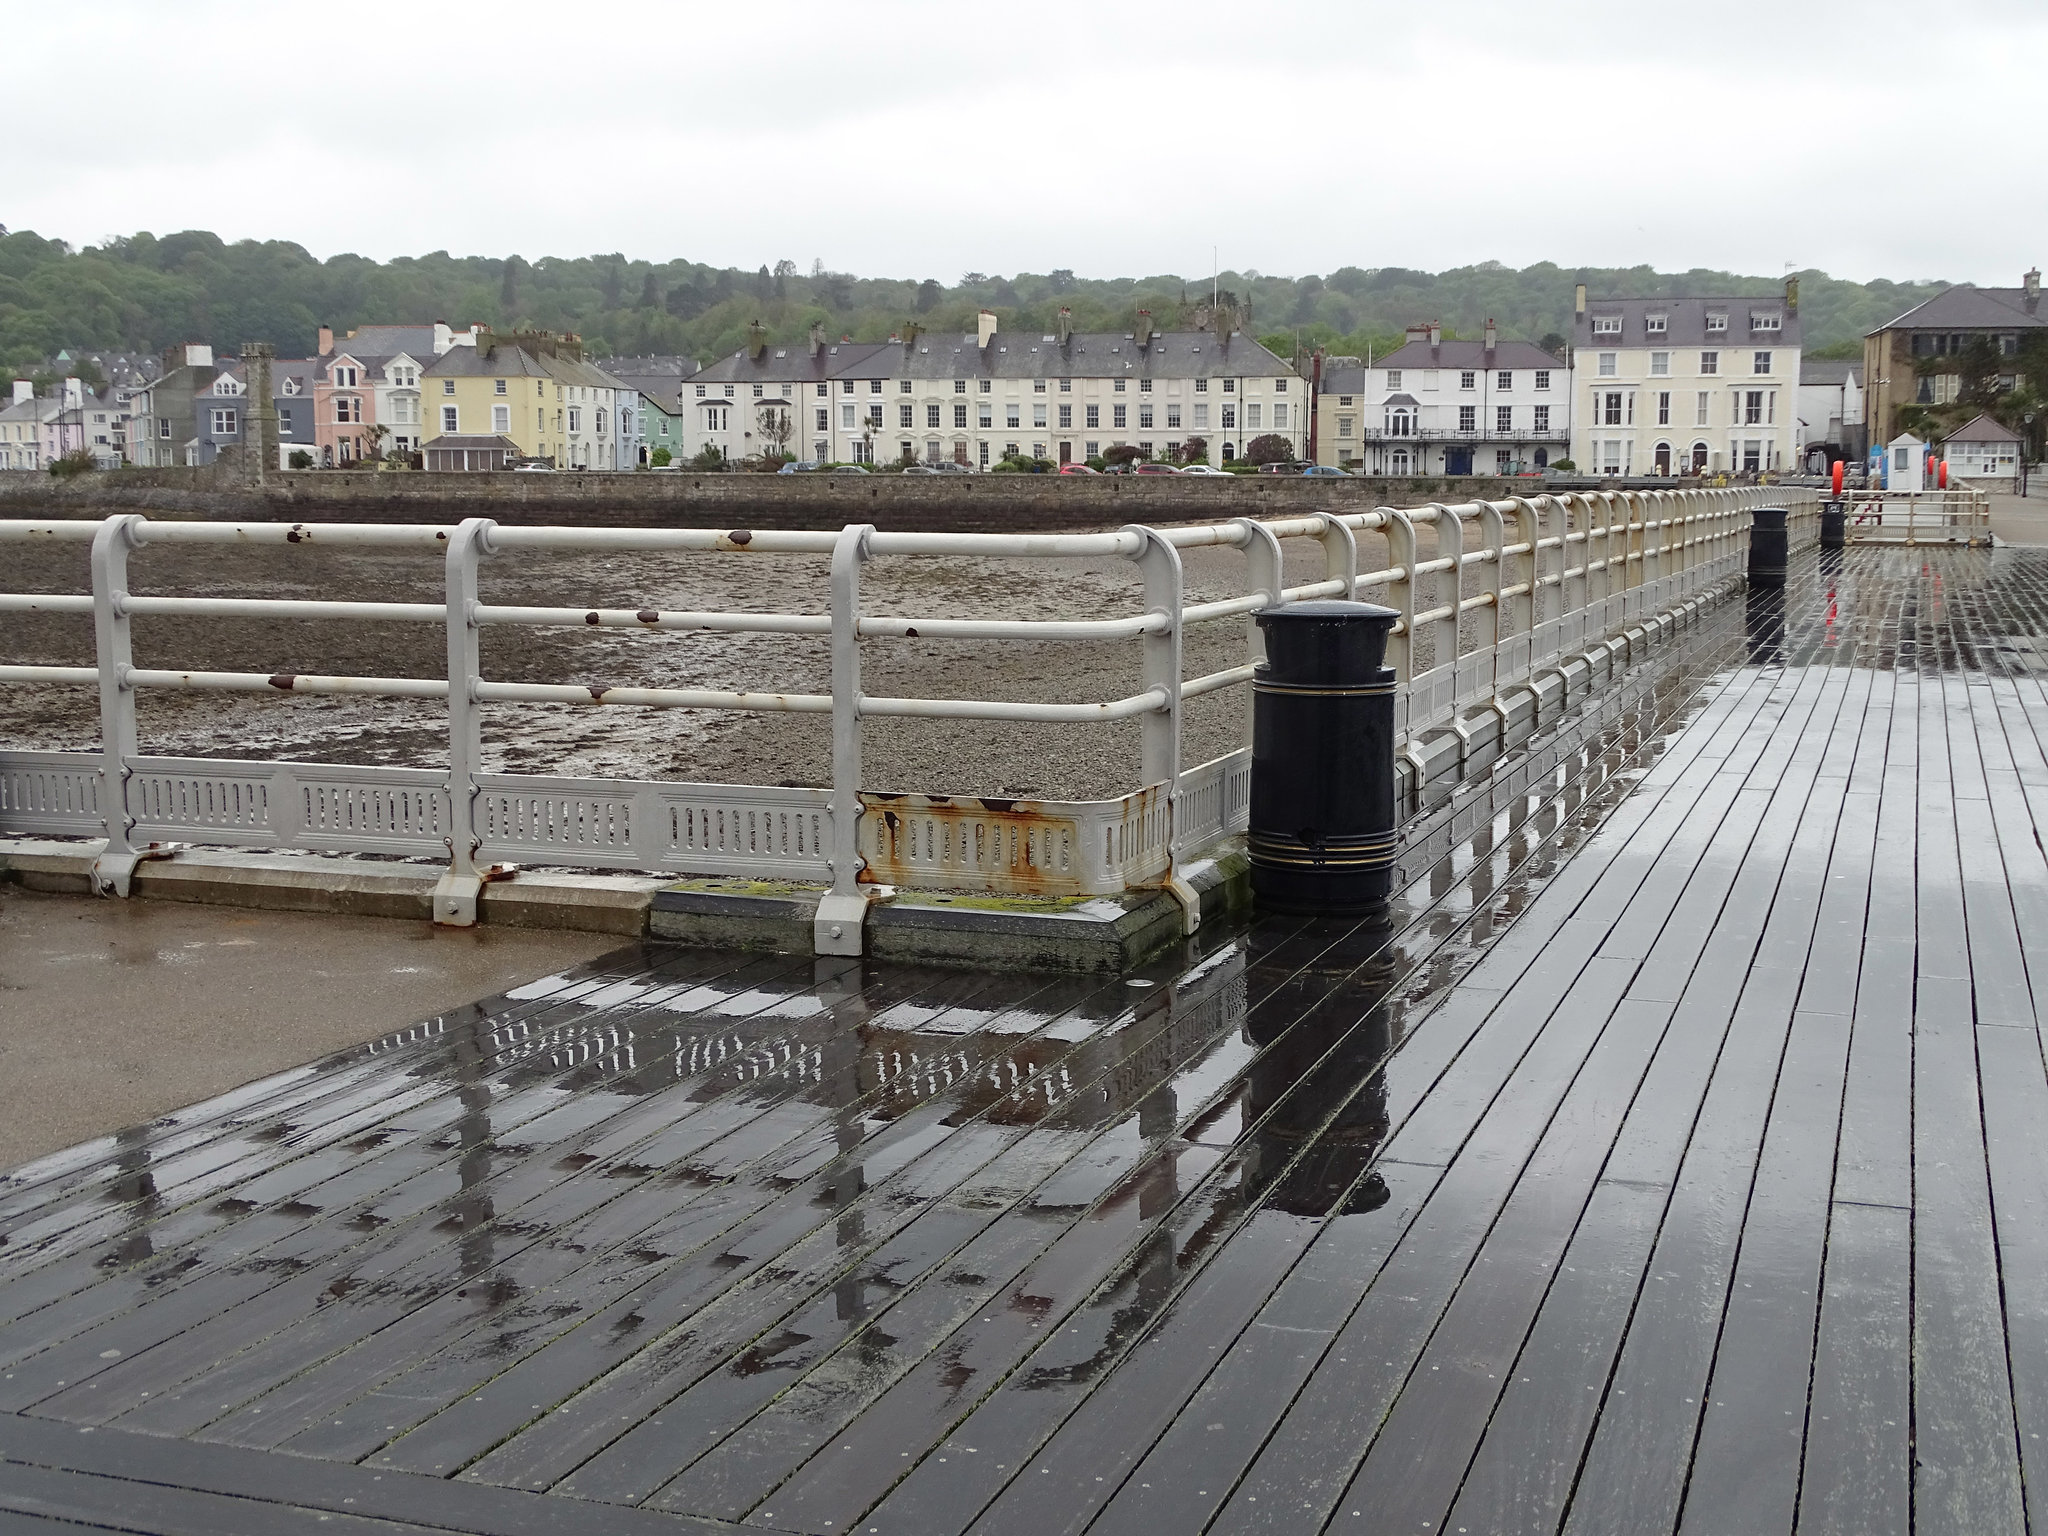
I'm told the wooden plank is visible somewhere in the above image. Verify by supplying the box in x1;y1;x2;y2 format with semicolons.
1321;999;1675;1534
1972;1024;2048;1534
1675;1009;1849;1536
1912;978;2025;1533
1795;1201;1912;1536
1195;957;1641;1534
0;1412;733;1534
1441;1179;1669;1536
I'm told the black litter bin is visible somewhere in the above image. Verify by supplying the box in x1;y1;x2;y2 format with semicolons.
1248;600;1400;914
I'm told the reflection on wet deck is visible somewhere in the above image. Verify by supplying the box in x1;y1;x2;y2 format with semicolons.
2;545;2045;1535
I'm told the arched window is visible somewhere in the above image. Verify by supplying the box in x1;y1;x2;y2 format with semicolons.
1386;407;1413;437
1391;448;1411;475
1691;441;1709;472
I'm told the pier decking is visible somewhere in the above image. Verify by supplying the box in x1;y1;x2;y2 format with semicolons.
1;544;2044;1535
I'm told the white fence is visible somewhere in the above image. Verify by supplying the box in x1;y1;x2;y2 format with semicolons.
1837;488;1991;545
0;489;1805;953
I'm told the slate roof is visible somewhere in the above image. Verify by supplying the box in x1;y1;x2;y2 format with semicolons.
422;433;522;450
1574;296;1802;349
1872;286;2045;334
1318;366;1368;398
688;341;896;390
611;374;693;412
1369;339;1564;372
338;324;442;358
687;331;1300;387
1942;413;2023;444
424;343;554;379
1800;358;1861;386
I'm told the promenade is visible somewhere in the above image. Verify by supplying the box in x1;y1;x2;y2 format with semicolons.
0;542;2044;1534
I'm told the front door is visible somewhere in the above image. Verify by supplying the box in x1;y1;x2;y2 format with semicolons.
1445;447;1472;475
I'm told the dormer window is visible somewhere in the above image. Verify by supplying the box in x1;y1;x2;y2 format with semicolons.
334;365;358;387
1645;314;1667;334
1591;315;1622;336
281;377;301;396
1751;312;1782;332
1706;312;1728;333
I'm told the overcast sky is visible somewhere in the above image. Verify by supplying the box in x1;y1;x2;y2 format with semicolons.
8;0;2040;288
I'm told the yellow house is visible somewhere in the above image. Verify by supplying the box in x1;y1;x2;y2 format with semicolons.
421;332;630;469
421;337;557;464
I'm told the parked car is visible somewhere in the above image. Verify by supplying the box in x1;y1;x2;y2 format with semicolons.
777;461;821;474
927;461;974;474
511;462;554;473
1256;462;1305;475
901;464;942;474
1180;464;1229;476
1132;463;1182;475
1056;463;1100;475
1301;465;1351;477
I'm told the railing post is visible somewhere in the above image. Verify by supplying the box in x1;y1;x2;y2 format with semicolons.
1233;516;1285;741
1504;496;1539;642
815;522;875;957
1380;508;1417;684
434;517;494;925
1312;511;1358;598
1425;504;1463;717
88;514;144;896
1129;524;1195;931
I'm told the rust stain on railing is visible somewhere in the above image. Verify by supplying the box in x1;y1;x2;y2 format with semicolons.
859;790;1088;895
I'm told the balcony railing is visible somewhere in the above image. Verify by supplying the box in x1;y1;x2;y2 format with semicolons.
1342;427;1572;443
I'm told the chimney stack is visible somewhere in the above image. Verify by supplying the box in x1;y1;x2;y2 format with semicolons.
746;320;768;360
1428;323;1441;349
1405;323;1430;345
1573;284;1587;318
1056;307;1072;347
808;321;826;358
904;321;921;348
977;308;998;348
1483;318;1498;355
184;343;213;369
317;324;333;357
2026;267;2041;315
1135;309;1154;347
10;380;30;406
1785;274;1800;314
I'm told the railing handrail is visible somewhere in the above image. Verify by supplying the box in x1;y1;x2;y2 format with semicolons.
0;488;1807;950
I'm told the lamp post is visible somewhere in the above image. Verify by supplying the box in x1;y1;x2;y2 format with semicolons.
2025;412;2036;498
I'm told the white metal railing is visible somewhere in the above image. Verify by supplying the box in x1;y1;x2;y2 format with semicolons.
1837;488;1991;545
0;488;1807;953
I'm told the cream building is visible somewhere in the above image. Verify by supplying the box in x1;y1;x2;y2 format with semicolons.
681;311;1308;468
1314;323;1571;474
1569;280;1803;477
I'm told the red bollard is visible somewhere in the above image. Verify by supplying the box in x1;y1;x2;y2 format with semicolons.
1938;458;1949;489
1832;459;1845;496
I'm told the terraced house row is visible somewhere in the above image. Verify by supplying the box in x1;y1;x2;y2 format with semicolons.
682;309;1309;467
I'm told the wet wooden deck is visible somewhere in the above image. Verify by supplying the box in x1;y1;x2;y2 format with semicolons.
2;546;2045;1535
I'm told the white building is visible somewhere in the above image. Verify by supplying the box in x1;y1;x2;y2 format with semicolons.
1318;322;1571;475
1940;413;2022;482
1569;280;1804;477
679;310;1308;469
0;381;42;469
1796;357;1865;470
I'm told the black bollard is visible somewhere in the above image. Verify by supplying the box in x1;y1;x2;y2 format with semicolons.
1248;600;1400;914
1747;506;1789;587
1820;499;1846;550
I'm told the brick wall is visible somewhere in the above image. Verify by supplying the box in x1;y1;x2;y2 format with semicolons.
0;466;1528;532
